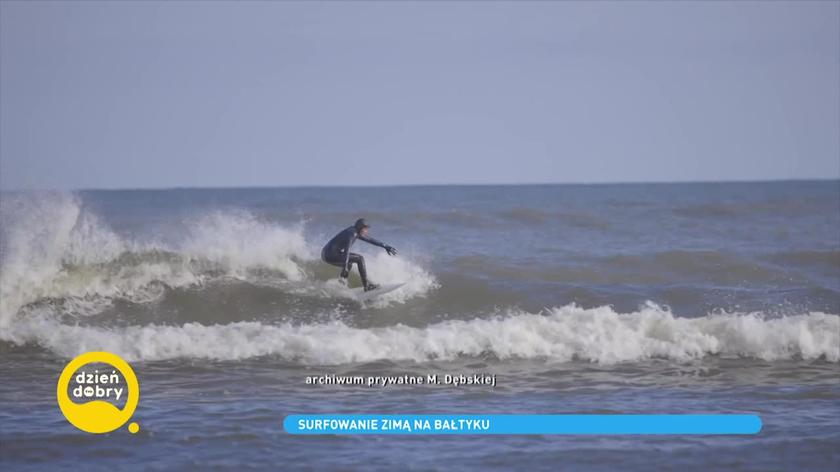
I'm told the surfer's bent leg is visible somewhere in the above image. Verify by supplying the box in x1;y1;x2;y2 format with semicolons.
347;253;368;286
322;252;349;280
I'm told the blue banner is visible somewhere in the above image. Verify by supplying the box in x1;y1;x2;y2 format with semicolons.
284;414;762;435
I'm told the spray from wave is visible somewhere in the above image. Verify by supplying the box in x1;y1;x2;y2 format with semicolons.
0;192;437;342
0;193;306;326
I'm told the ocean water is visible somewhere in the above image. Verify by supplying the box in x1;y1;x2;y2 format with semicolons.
0;181;838;471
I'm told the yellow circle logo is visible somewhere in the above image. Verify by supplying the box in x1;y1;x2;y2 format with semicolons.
57;352;140;434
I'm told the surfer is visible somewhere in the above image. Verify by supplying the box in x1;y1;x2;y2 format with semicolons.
321;218;398;291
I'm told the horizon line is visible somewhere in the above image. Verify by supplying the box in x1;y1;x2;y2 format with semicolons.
1;177;838;193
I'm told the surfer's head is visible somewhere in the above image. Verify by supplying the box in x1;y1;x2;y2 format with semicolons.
354;218;370;235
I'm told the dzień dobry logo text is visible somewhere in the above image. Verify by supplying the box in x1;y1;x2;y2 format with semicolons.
57;351;140;434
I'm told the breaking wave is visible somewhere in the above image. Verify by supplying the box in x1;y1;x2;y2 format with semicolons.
6;303;837;364
0;192;437;332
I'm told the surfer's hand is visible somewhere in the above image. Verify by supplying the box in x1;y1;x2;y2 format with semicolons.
385;245;397;256
340;269;349;278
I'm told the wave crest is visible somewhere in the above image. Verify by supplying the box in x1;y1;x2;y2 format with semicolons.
9;304;837;364
0;193;436;330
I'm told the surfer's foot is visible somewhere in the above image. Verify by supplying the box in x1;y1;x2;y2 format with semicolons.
364;283;379;292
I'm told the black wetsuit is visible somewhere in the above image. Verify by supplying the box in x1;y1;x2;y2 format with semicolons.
321;226;388;286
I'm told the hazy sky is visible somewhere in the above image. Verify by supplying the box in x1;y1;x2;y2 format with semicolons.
1;1;838;189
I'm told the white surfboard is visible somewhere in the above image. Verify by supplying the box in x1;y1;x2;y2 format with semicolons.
351;282;406;301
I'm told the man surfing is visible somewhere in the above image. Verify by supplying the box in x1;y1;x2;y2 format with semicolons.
321;218;398;291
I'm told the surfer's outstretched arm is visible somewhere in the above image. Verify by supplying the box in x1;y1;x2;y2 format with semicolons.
359;234;398;256
358;234;385;248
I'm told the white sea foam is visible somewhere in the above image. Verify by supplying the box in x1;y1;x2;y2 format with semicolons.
0;193;124;327
180;210;313;281
356;250;439;307
8;304;838;364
